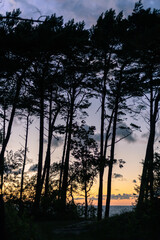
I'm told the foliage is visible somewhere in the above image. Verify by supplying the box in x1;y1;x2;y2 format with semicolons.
5;202;41;240
0;1;160;231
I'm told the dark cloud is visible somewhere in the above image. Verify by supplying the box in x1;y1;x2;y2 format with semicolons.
52;136;63;147
44;135;64;148
116;122;137;143
93;133;101;142
28;164;38;172
7;0;42;18
5;0;160;29
95;122;137;144
113;173;123;179
74;197;85;200
96;193;137;200
111;193;137;200
143;0;160;9
141;132;149;139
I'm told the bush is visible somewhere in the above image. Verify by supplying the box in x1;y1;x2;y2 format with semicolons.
5;202;41;240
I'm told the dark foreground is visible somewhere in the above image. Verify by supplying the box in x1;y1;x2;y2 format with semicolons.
4;202;160;240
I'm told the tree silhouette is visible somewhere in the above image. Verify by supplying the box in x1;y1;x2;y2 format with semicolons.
127;2;160;207
71;124;98;218
91;9;127;220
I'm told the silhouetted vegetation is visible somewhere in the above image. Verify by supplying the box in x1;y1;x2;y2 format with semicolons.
0;1;160;239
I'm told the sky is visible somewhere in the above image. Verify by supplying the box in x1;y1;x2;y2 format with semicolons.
1;0;160;28
2;0;160;206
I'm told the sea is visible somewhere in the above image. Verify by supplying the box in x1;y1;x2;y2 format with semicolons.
107;205;134;217
78;205;134;218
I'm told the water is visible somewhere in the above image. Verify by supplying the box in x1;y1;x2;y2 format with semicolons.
78;205;134;218
107;205;134;217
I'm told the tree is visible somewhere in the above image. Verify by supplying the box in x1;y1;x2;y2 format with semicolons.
0;10;33;195
60;20;92;210
71;124;98;218
153;153;160;197
105;62;128;217
126;2;160;206
91;9;127;220
28;15;65;213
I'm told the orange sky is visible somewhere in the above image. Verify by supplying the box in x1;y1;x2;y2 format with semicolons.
74;196;137;206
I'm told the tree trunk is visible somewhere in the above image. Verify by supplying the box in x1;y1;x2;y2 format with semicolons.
0;69;27;237
97;75;106;221
58;112;69;200
2;107;6;145
103;109;114;159
105;98;119;218
44;92;53;198
61;90;75;211
19;112;30;212
138;90;160;207
97;52;111;220
34;88;44;214
105;66;124;218
0;194;5;240
39;104;60;200
0;73;24;193
84;181;88;219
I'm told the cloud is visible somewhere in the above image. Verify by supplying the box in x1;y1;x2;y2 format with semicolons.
93;133;101;142
113;173;123;179
52;136;63;147
28;164;38;172
4;0;41;18
44;132;64;148
141;132;149;139
4;0;160;28
111;193;137;200
93;123;137;145
89;196;99;201
96;193;138;200
74;197;85;200
116;122;137;143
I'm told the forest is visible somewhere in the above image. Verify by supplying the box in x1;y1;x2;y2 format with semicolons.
0;1;160;239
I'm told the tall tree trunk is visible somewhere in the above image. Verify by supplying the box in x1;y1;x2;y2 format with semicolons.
105;66;123;218
0;71;25;236
61;90;75;211
44;91;53;197
105;98;119;218
84;180;88;219
97;52;111;220
0;73;24;193
39;105;60;200
19;112;30;212
97;62;107;220
34;89;44;214
0;194;5;239
138;90;160;207
2;106;6;145
103;109;114;159
97;88;105;220
58;112;69;199
70;184;74;204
